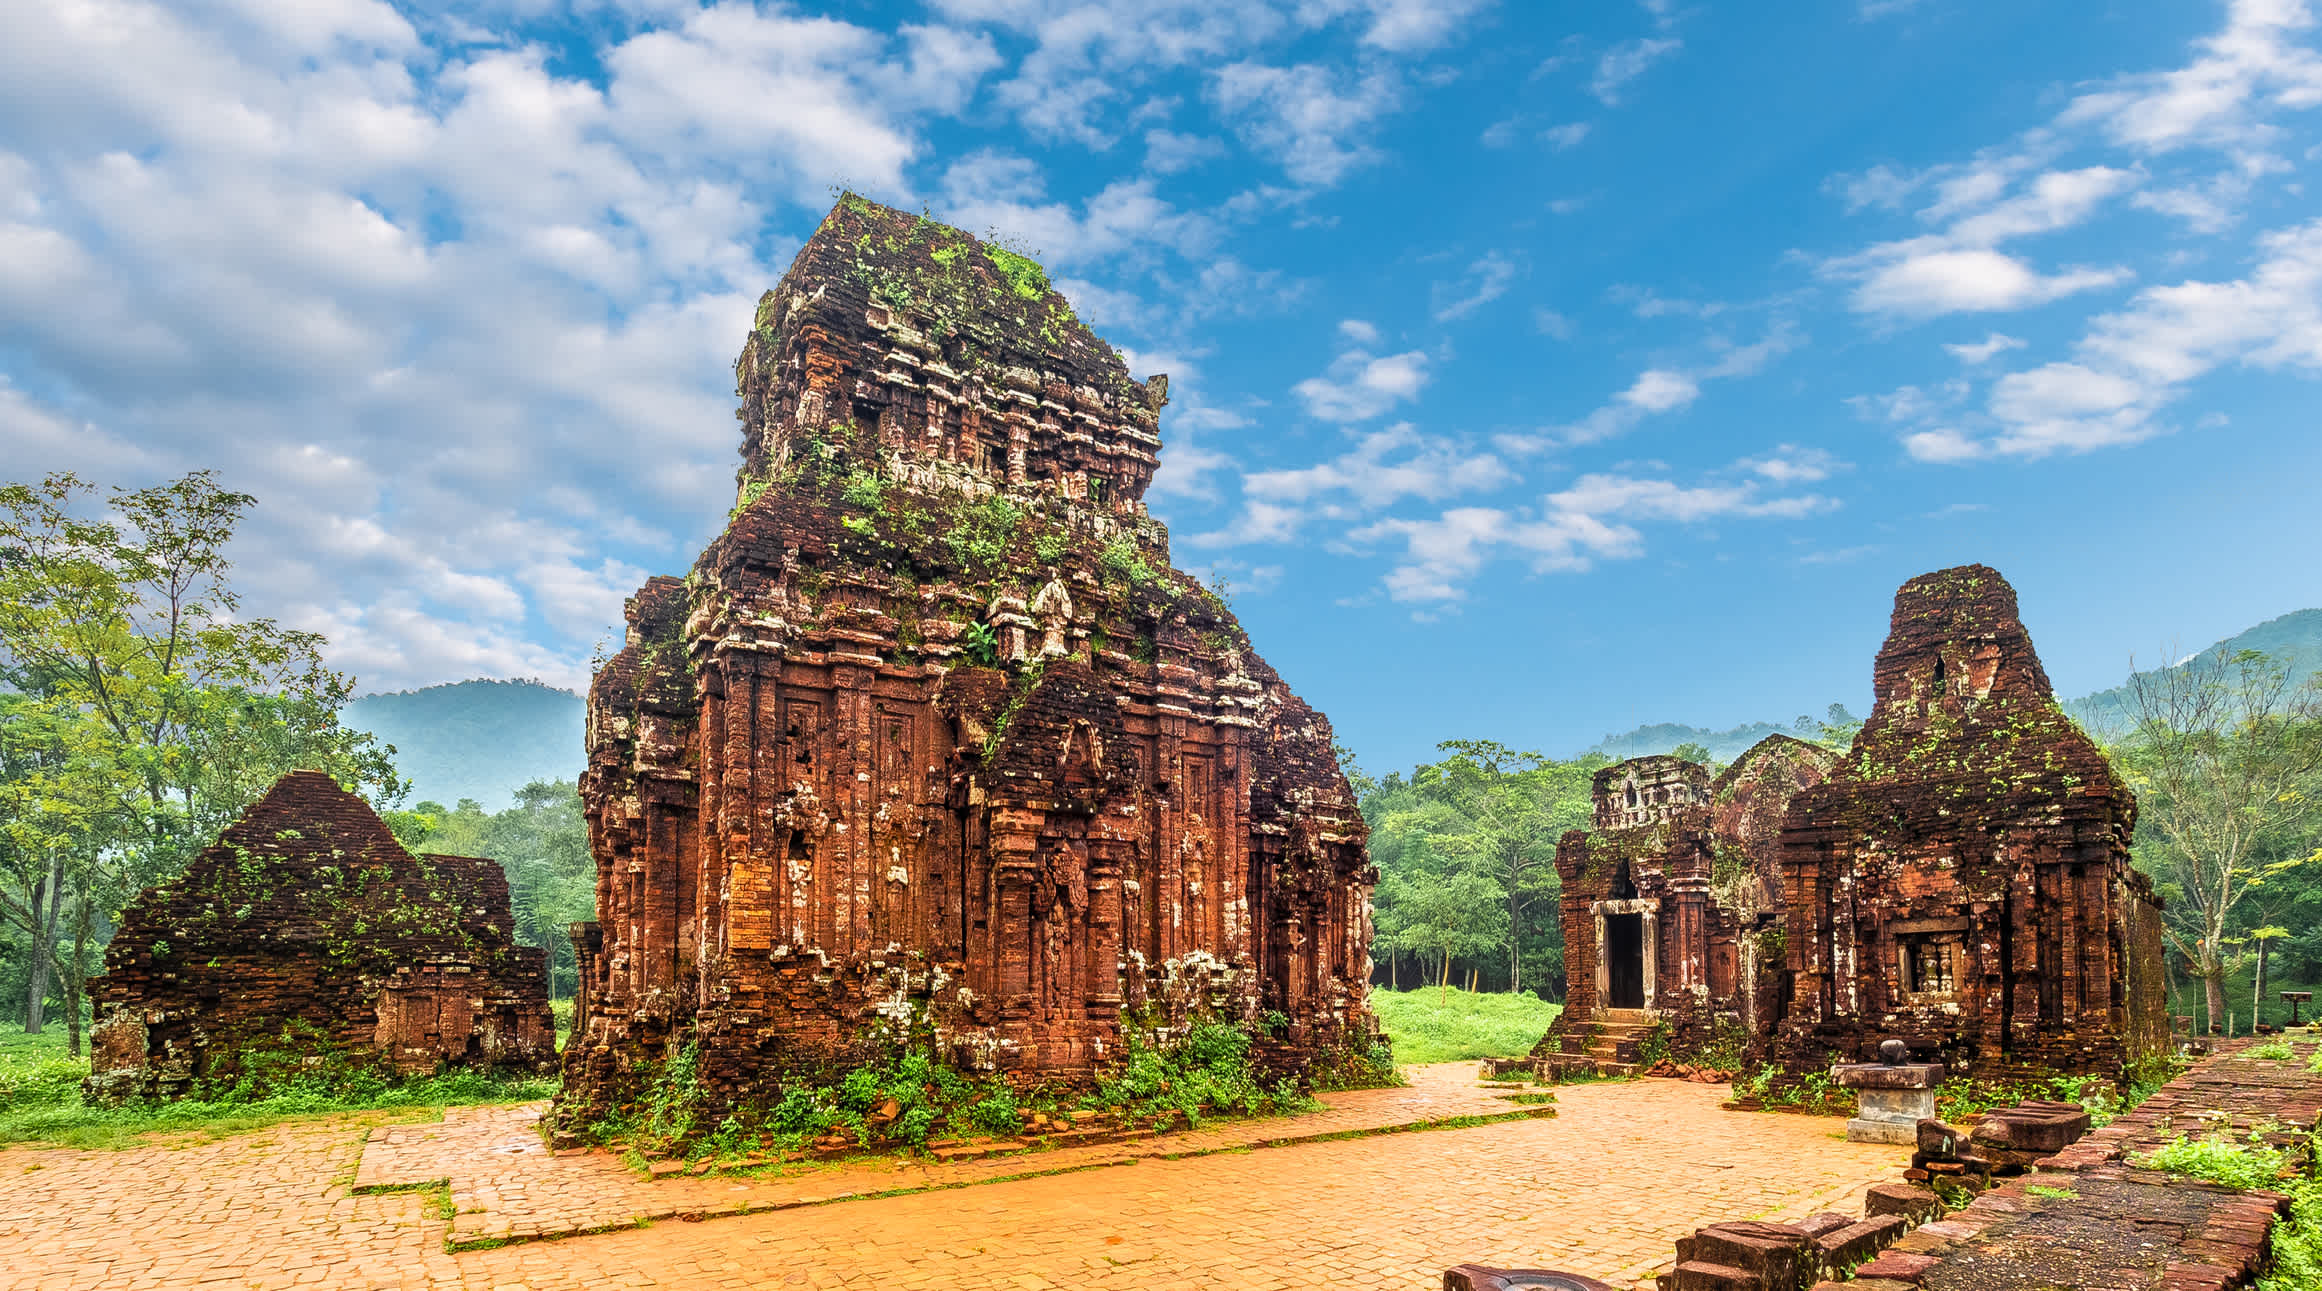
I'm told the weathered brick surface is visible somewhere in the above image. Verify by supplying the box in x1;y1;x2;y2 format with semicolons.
1771;566;2168;1083
556;195;1372;1126
84;771;555;1101
1542;738;1834;1064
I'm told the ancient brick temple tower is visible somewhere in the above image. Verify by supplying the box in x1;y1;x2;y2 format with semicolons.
554;196;1373;1123
1534;737;1834;1072
85;771;557;1102
1768;565;2168;1081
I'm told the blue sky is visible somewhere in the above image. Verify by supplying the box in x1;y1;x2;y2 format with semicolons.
3;0;2319;776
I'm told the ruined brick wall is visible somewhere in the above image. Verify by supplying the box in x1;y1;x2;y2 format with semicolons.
1770;566;2166;1082
85;771;556;1102
556;196;1373;1126
1540;740;1831;1059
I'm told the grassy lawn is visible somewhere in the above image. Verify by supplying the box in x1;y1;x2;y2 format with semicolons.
0;1022;556;1150
1371;987;1560;1065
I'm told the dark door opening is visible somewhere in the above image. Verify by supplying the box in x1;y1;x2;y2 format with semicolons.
1605;912;1645;1009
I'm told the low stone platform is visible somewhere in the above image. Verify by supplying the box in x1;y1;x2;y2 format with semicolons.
355;1060;1561;1250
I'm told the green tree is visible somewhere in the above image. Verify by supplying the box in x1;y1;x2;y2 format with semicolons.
0;470;402;1049
2110;648;2322;1032
395;780;594;999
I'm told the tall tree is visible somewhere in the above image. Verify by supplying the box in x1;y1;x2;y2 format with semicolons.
2110;648;2322;1031
0;471;401;1045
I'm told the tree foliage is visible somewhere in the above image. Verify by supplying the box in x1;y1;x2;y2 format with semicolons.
2105;647;2322;1030
0;471;402;1050
387;780;594;999
1362;742;1602;998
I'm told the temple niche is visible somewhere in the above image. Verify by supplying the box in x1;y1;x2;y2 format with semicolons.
1534;738;1835;1073
84;772;557;1103
553;195;1374;1129
1768;565;2169;1083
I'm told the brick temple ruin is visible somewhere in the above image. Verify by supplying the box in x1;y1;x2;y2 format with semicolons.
1532;737;1836;1074
84;771;557;1103
1518;566;2167;1087
1767;565;2170;1081
553;195;1374;1127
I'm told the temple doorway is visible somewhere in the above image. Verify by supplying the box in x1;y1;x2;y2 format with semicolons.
1605;912;1645;1009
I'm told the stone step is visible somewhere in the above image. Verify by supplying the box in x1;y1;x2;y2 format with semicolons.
1657;1259;1758;1291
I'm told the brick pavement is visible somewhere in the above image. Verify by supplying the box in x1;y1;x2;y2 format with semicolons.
0;1066;1910;1291
355;1061;1560;1248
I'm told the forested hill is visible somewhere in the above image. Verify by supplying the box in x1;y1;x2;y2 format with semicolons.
2066;608;2322;732
1585;607;2322;762
1585;719;1807;762
341;679;584;809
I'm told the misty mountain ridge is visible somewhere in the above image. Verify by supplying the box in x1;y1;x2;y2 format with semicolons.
342;678;584;810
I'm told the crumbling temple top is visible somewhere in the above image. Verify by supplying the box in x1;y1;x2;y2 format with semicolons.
555;196;1374;1130
85;771;556;1102
1770;565;2168;1080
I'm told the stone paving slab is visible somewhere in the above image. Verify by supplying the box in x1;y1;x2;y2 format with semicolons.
0;1066;1911;1291
355;1062;1561;1249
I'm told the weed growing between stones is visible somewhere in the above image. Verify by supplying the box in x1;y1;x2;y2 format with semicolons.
2133;1131;2295;1190
2249;1039;2296;1061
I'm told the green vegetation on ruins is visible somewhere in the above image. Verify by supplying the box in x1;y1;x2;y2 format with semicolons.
567;1016;1327;1166
0;1024;550;1150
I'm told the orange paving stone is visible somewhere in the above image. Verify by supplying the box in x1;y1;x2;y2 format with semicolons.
0;1066;1906;1291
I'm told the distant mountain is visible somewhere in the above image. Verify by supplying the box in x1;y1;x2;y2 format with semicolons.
342;679;585;810
1583;608;2322;765
2067;609;2322;733
1584;719;1815;763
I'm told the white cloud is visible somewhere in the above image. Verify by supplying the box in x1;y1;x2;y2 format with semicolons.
1847;246;2130;317
1349;458;1835;605
1430;252;1516;321
1338;318;1383;345
1742;445;1844;483
1944;332;2026;363
1543;122;1591;150
1292;338;1431;421
1552;323;1802;445
1886;218;2322;460
2060;0;2322;156
1210;60;1400;187
1592;37;1680;105
1622;369;1700;413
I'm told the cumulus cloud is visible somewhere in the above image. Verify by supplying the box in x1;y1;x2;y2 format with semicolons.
1824;166;2142;319
1348;458;1836;605
1188;421;1509;550
2059;0;2322;156
1210;60;1401;186
1868;218;2322;461
1291;328;1432;421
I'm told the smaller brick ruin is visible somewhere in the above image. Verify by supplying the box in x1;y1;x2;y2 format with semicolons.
1769;565;2169;1082
1533;736;1835;1073
85;771;556;1102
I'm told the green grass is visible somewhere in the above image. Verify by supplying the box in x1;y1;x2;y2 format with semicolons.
0;1022;555;1150
1370;988;1560;1066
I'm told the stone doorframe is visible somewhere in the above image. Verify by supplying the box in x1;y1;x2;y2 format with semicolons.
1592;897;1660;1012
